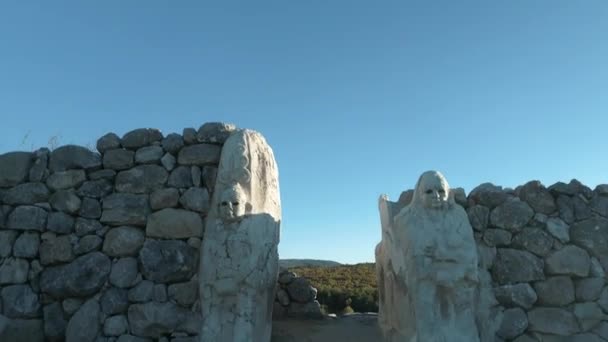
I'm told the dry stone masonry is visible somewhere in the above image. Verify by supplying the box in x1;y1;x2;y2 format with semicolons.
0;122;265;342
379;177;608;342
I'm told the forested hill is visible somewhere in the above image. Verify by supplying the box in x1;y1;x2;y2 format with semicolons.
279;259;342;268
289;263;378;314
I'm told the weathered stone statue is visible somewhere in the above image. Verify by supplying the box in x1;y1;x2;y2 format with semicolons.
200;129;281;342
377;170;484;342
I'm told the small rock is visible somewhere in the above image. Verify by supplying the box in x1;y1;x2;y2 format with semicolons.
115;165;168;194
44;302;67;340
79;198;102;219
527;307;579;336
160;153;176;171
154;284;167;302
519;180;557;214
0;230;18;257
167;166;192;188
492;248;544;284
482;229;512;247
167;280;198;306
146;208;203;239
511;227;553;257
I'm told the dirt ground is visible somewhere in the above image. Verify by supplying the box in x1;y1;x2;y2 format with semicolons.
271;313;382;342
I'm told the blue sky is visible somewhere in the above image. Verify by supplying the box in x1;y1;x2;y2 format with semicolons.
1;1;607;264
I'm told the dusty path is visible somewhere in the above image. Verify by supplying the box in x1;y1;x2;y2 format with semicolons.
271;313;382;342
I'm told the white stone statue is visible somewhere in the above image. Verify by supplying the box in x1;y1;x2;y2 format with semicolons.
377;171;484;342
200;129;281;342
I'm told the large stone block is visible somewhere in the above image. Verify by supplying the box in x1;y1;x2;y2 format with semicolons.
467;183;508;209
494;283;538;309
77;179;113;198
467;205;490;231
138;240;198;283
39;252;111;298
2;182;50;205
533;276;575;306
1;284;41;318
146;208;203;239
178;188;210;214
49;145;101;172
571;217;608;271
497;307;528;340
167;166;193;188
0;152;33;187
135;146;163;164
7;205;47;231
177;144;221;166
120;128;163;150
511;227;553;257
43;302;67;341
100;193;149;226
519;180;557;214
103;149;135;170
490;198;534;232
115;165;168;194
527;307;580;336
0;258;29;284
0;314;44;342
196;122;236;144
65;299;100;342
49;190;81;214
109;257;138;288
39;235;75;265
96;132;121;153
46;170;86;191
102;226;145;257
161;133;184;154
545;245;590;277
492;248;544;284
127;302;191;338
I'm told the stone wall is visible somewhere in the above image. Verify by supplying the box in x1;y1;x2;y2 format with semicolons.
0;123;236;342
273;269;324;320
397;179;608;341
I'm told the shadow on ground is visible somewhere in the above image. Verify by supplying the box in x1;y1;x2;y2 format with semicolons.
271;313;381;342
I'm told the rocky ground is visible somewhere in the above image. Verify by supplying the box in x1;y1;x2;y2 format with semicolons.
271;313;381;342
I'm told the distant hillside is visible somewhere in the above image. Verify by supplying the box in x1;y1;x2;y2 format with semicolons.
290;263;378;314
279;259;342;269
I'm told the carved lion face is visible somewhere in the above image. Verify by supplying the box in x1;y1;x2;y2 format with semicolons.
418;171;449;210
219;185;247;222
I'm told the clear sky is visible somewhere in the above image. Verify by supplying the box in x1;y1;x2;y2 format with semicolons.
1;1;607;264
